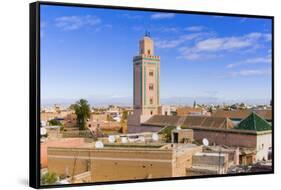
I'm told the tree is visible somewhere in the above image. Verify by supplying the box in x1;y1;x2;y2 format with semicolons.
208;107;213;114
48;119;62;126
70;99;91;130
41;172;58;185
121;110;128;122
120;110;128;133
159;126;176;142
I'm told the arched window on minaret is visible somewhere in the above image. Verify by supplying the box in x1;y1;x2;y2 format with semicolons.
150;98;153;105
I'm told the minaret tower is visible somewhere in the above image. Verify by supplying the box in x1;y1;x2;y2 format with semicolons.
129;32;160;127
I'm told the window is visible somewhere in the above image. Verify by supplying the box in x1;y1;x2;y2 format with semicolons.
149;71;154;77
150;98;153;105
149;83;154;90
150;111;153;115
148;49;151;55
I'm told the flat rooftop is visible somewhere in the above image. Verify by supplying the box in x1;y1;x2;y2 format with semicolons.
80;143;166;149
49;141;201;152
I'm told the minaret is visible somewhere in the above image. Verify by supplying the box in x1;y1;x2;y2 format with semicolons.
129;32;160;127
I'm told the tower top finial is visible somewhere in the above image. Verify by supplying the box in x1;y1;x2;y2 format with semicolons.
144;30;151;37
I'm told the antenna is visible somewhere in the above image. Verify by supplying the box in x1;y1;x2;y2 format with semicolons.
108;135;115;143
95;141;104;149
202;138;209;146
40;127;47;136
152;133;159;141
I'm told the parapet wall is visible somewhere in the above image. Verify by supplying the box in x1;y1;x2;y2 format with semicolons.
47;144;201;182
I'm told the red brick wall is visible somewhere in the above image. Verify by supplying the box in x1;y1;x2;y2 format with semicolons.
193;129;257;148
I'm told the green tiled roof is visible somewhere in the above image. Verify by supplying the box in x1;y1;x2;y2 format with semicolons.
235;112;271;131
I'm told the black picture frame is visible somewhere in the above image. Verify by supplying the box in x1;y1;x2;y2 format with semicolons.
29;1;274;189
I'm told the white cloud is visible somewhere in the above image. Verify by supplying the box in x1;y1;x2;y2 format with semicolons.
264;33;272;41
178;48;221;60
195;35;255;52
185;26;205;32
240;18;248;23
40;21;46;38
179;32;270;60
162;27;178;32
227;56;271;68
229;69;271;77
132;26;143;31
104;24;112;28
151;13;175;19
156;39;184;48
55;15;101;31
212;16;224;18
121;14;142;19
155;32;209;49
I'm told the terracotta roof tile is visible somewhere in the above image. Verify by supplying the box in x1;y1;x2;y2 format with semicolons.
142;115;234;129
212;109;272;121
176;107;203;116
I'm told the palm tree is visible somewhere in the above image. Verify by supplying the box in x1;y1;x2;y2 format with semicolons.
120;110;128;133
70;99;91;130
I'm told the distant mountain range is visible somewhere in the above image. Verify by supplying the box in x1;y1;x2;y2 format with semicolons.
41;96;270;107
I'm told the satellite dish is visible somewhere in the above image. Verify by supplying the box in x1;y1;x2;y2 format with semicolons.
40;127;47;136
152;133;159;141
202;138;209;146
95;141;104;149
176;126;181;130
121;137;128;143
108;135;115;143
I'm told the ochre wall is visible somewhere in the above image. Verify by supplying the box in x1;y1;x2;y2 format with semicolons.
47;145;200;182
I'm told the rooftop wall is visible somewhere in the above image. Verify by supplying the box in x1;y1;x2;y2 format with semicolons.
192;128;257;148
47;144;201;182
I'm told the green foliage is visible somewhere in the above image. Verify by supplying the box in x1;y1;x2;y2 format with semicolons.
48;119;62;126
41;172;58;185
121;110;128;122
159;126;176;142
119;110;129;133
59;126;64;132
70;99;91;130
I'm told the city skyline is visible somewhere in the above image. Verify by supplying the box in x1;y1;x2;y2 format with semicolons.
40;5;272;106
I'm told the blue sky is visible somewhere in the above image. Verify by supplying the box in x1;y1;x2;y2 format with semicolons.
40;5;272;106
